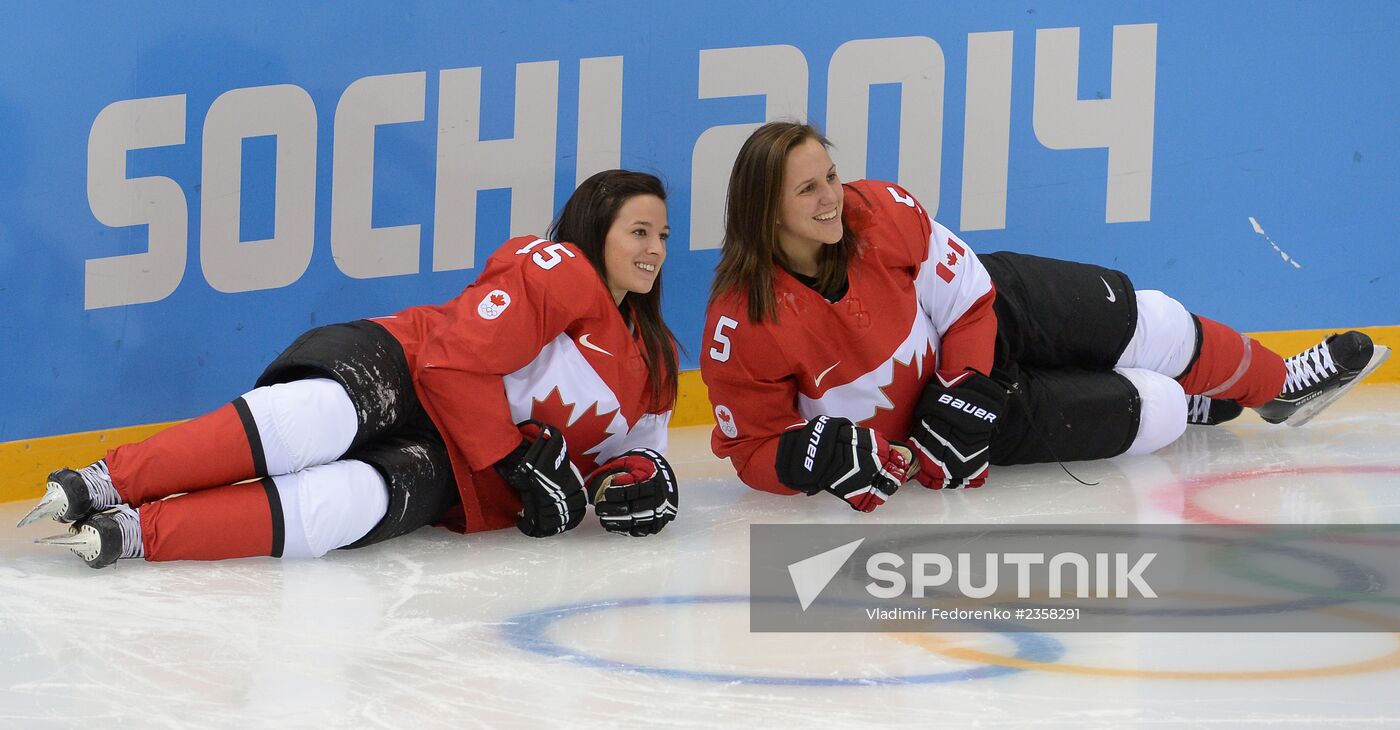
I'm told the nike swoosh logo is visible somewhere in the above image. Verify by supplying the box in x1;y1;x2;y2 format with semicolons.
814;361;840;388
1100;277;1117;303
937;370;972;388
578;333;613;357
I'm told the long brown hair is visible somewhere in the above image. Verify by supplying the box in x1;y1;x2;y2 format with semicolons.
549;169;679;412
709;121;859;323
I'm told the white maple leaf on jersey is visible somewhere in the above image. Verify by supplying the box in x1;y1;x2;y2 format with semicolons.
503;332;666;465
797;308;936;425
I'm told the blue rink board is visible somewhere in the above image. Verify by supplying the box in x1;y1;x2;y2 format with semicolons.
0;2;1396;440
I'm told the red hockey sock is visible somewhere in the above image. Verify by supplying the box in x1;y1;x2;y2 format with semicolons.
1177;316;1286;407
140;479;281;562
106;401;263;505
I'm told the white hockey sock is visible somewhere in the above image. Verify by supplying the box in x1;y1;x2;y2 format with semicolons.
240;378;359;476
272;460;389;559
1116;367;1188;455
1115;290;1198;377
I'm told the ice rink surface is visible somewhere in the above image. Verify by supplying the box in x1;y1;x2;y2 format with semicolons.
4;385;1400;728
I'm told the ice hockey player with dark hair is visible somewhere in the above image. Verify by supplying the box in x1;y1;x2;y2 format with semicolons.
21;170;682;567
702;121;1389;509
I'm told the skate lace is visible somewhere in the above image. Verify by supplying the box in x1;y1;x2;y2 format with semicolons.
1282;342;1337;394
79;460;111;491
112;506;143;559
78;460;120;508
1186;395;1211;423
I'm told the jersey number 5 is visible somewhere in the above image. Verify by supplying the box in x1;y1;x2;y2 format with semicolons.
709;316;738;362
515;238;576;270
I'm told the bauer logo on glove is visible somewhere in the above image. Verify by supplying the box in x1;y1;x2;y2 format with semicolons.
802;416;829;471
936;392;998;423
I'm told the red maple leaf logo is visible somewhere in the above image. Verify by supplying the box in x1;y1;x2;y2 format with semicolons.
945;251;959;267
490;293;507;307
528;387;621;473
718;409;732;423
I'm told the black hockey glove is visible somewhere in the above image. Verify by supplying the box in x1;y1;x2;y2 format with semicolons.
775;416;911;512
494;420;587;538
909;370;1009;490
586;448;679;537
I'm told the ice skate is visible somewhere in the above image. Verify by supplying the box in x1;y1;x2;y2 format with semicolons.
16;459;121;527
1186;394;1243;426
1254;331;1392;427
35;505;143;569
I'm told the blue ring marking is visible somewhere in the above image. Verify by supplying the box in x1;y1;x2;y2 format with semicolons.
500;594;1063;686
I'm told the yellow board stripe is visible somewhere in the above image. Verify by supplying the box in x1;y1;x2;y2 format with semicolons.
1;422;178;505
3;325;1397;504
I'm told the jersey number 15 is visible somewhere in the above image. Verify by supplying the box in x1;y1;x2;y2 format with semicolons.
515;238;577;270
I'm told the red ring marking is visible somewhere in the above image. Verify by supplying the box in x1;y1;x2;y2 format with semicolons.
1158;465;1400;546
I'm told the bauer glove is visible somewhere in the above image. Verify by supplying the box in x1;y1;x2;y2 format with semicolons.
909;370;1009;489
587;448;679;537
495;420;588;538
775;416;911;512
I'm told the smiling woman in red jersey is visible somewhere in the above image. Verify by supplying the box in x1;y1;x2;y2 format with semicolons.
23;170;683;568
701;121;1388;512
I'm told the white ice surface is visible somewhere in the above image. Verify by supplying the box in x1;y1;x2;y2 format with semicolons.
4;385;1400;728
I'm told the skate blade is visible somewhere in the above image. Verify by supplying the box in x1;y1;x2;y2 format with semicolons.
1286;345;1392;427
35;525;101;562
15;482;68;528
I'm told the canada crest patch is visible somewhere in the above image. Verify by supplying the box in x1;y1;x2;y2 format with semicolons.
477;289;511;320
714;404;738;438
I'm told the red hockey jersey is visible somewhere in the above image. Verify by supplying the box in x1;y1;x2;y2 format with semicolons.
701;180;997;494
374;236;672;532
